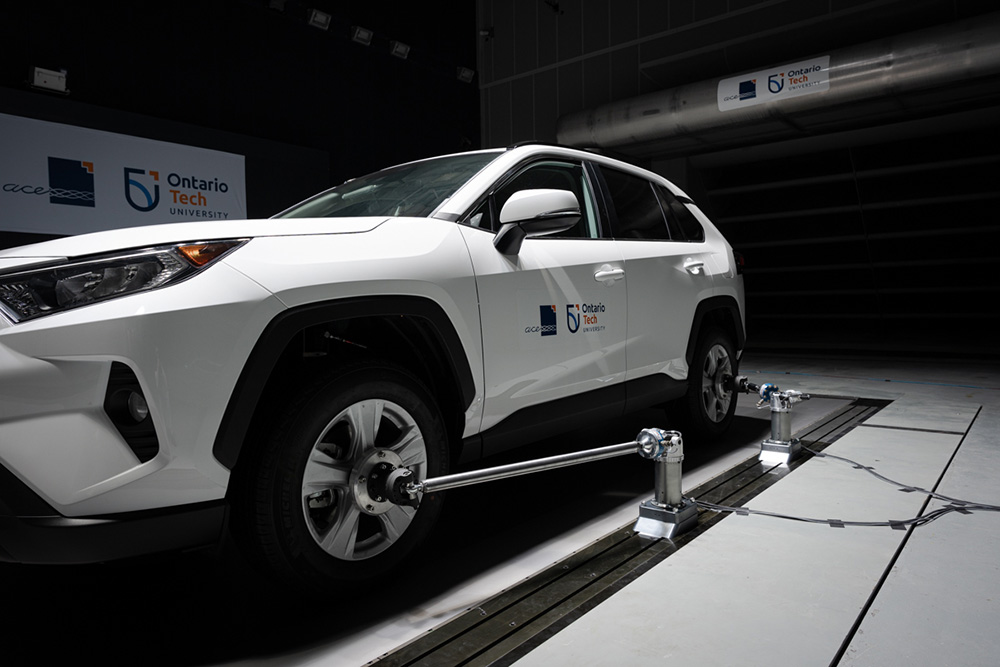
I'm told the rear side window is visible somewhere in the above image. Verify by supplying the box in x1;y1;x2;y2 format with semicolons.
655;185;705;242
599;167;670;241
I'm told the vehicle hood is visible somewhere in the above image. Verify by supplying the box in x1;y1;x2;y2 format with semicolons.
0;217;390;265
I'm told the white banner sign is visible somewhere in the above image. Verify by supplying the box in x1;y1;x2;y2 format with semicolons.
0;113;246;235
717;55;830;112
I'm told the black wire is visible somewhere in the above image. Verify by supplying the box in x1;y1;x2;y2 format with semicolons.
800;443;1000;512
694;498;1000;529
691;443;1000;529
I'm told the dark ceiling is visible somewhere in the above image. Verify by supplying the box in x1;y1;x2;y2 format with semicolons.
1;0;481;183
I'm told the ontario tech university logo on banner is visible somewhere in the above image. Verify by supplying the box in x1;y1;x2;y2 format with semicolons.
125;166;233;219
47;157;95;207
718;55;830;112
124;167;160;212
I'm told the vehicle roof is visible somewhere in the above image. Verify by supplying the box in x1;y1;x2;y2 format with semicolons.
432;143;690;220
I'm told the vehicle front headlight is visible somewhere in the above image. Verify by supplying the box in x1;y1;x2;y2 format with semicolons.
0;239;247;323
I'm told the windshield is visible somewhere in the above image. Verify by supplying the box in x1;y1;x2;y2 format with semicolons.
276;151;500;219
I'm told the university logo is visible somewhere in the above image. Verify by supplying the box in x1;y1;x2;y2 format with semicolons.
47;157;95;207
768;73;785;94
539;305;557;336
566;304;581;334
738;79;757;101
124;167;160;212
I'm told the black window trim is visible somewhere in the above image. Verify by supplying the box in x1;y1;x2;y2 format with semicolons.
592;162;709;243
458;155;609;240
591;162;673;242
655;183;706;243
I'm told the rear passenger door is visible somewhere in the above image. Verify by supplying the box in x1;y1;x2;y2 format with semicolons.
592;164;716;390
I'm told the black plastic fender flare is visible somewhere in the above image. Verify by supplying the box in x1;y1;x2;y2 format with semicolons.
684;296;746;367
212;296;477;470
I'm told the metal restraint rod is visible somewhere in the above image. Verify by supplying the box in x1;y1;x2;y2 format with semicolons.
382;428;698;540
400;440;641;497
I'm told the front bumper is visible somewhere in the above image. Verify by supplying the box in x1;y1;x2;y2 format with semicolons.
0;462;225;563
0;261;282;517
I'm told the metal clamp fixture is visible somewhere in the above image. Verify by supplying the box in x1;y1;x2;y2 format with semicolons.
733;376;810;464
380;428;698;541
633;428;699;539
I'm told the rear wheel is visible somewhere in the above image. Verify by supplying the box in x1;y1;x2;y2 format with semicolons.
678;327;737;441
234;363;448;592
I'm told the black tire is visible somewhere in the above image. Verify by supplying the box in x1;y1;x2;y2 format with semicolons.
677;327;738;441
234;363;448;592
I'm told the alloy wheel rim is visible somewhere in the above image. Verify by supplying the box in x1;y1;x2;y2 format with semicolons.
300;398;427;561
700;344;733;423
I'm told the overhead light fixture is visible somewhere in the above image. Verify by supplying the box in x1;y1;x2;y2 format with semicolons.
31;66;68;94
457;67;475;83
390;40;410;59
267;0;286;11
351;25;373;46
308;9;331;30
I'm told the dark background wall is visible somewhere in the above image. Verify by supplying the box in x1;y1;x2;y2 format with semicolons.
476;0;1000;357
2;0;998;356
0;0;479;246
476;0;996;146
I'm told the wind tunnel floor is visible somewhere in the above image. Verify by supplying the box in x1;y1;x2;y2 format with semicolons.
2;355;997;667
372;398;885;666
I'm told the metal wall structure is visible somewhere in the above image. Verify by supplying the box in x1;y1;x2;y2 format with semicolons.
476;0;1000;356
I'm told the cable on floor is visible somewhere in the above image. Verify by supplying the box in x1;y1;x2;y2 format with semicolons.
692;443;1000;529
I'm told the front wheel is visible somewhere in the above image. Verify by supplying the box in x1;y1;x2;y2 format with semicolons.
677;328;738;441
234;364;448;592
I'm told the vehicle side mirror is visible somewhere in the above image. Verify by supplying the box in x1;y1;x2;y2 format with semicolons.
494;189;581;255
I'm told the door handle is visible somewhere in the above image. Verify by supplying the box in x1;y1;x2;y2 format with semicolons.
594;266;625;283
683;259;705;275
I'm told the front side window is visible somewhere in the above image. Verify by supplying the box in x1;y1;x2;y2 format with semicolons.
470;160;601;239
277;152;499;219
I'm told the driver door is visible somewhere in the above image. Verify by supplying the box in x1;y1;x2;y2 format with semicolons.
460;159;628;455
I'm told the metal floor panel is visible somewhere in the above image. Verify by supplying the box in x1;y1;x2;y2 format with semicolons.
860;400;980;433
372;399;883;666
842;407;1000;666
511;403;979;666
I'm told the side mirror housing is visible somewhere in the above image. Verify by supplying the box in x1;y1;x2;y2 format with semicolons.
494;189;581;255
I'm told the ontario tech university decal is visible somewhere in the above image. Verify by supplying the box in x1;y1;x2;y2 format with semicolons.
567;303;606;334
525;302;609;337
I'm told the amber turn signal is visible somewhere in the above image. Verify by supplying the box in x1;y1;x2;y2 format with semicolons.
177;240;244;266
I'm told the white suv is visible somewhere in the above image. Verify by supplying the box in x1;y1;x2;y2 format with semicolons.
0;144;744;590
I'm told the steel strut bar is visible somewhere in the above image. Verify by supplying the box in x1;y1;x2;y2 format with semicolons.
401;441;641;498
382;429;699;540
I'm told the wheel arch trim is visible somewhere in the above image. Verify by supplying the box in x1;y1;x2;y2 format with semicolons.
212;296;476;470
684;296;746;366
